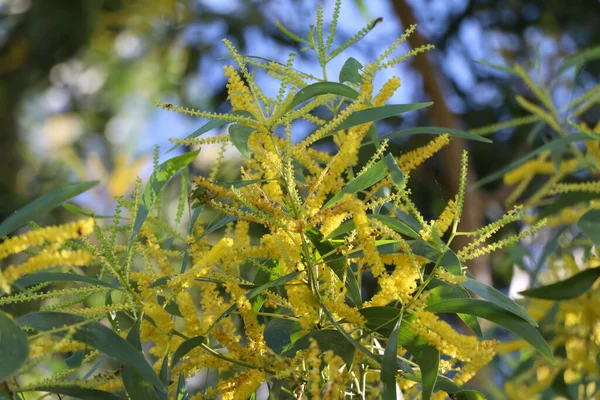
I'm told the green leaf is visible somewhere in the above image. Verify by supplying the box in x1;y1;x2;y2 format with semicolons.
0;181;98;238
215;179;270;188
578;209;600;247
455;390;487;400
305;227;362;307
558;45;600;75
17;312;165;391
369;126;492;145
229;124;255;160
334;103;432;133
339;57;363;84
323;158;387;209
171;336;206;371
428;281;482;338
176;373;189;400
425;299;554;362
166;111;254;154
530;226;569;283
289;82;362;110
462;276;537;326
62;203;113;219
195;215;237;242
385;154;405;190
264;318;296;354
520;267;600;300
0;311;28;381
360;306;401;337
130;150;200;249
123;320;161;400
473;134;591;188
370;214;420;239
408;241;463;275
13;272;119;292
381;317;403;400
284;330;355;367
397;317;439;400
25;387;125;400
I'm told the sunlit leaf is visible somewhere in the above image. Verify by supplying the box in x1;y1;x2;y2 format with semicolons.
334;103;432;133
17;312;165;390
0;311;28;382
176;373;189;400
370;214;420;239
428;281;482;337
229;124;255;159
62;203;113;219
130;150;200;249
385;154;405;190
426;299;553;362
455;390;487;400
0;181;98;238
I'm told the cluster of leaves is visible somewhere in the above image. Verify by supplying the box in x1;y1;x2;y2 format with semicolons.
0;2;570;400
469;49;600;399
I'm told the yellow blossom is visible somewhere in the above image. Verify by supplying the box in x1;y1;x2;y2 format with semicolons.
398;134;451;174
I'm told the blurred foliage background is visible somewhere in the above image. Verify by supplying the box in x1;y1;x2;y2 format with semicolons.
1;0;599;286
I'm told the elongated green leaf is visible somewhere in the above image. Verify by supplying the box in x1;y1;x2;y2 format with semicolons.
425;299;554;362
428;281;482;338
339;57;363;84
370;214;420;239
381;316;403;400
207;271;301;332
323;158;387;209
195;215;237;242
130;150;199;249
385;153;405;190
0;181;98;238
323;219;355;240
166;111;254;154
334;103;432;133
558;46;600;75
462;277;537;326
284;330;355;367
62;203;113;219
123;320;161;400
26;387;125;400
229;124;255;159
264;319;296;354
403;374;462;394
171;336;206;370
17;312;165;390
520;267;600;300
215;179;269;188
305;227;362;307
455;390;486;400
368;126;492;145
289;82;362;110
13;272;119;292
408;240;463;275
176;373;189;400
0;311;28;381
397;317;439;400
473;134;590;188
360;306;401;337
167;119;229;153
530;226;568;283
578;209;600;247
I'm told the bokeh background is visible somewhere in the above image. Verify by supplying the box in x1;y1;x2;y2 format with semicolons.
1;0;599;333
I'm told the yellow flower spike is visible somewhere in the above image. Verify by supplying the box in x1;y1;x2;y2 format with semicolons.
373;76;401;106
175;290;202;337
216;369;265;400
504;157;579;185
2;249;93;289
350;197;385;277
367;254;420;306
0;218;94;262
223;65;262;119
397;134;451;174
